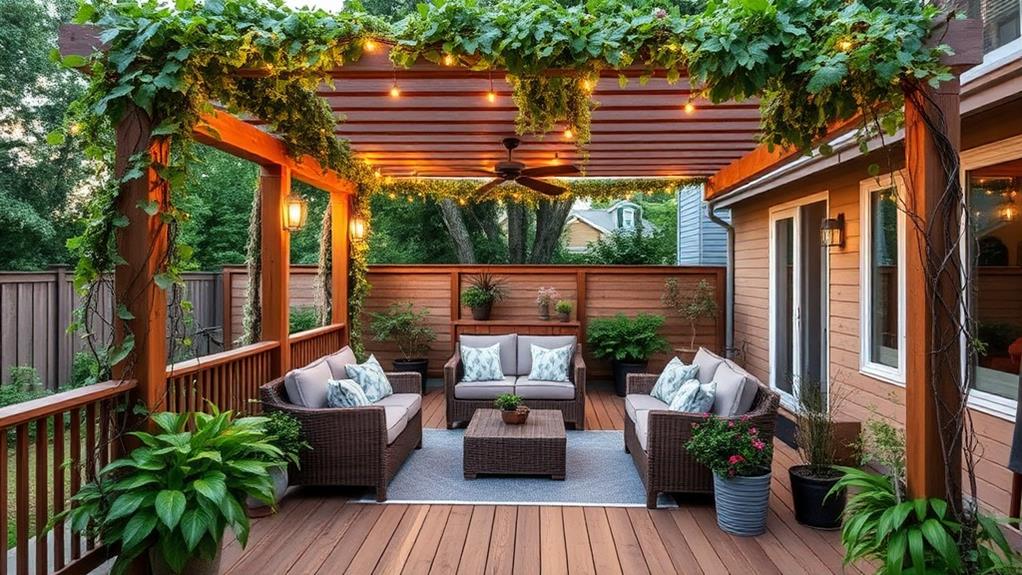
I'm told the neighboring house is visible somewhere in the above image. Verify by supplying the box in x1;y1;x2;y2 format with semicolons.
676;184;730;266
562;200;656;252
706;20;1022;514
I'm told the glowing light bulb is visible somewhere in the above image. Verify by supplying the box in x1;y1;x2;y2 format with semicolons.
684;102;696;115
443;54;454;66
563;128;573;139
388;192;397;199
459;198;467;205
389;84;400;98
364;39;377;52
838;39;853;51
581;79;593;92
374;169;382;178
487;91;497;103
407;195;414;203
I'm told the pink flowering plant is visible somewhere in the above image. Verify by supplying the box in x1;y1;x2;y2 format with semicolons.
685;415;773;478
536;287;561;306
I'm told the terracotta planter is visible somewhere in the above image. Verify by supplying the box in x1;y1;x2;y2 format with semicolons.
149;546;222;575
501;409;529;425
557;311;570;322
470;302;493;320
538;302;550;320
676;348;698;364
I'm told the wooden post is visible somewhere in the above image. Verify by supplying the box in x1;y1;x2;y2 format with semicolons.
112;106;168;415
330;191;350;341
260;165;292;377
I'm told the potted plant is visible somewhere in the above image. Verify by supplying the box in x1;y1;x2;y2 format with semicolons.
686;414;774;536
536;287;560;320
247;411;310;515
58;408;281;575
370;301;437;390
586;313;669;396
789;380;846;529
662;278;718;363
555;300;573;322
494;393;529;424
461;272;507;320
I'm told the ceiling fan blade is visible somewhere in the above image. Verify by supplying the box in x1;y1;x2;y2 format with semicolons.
516;176;567;197
475;178;505;195
520;164;581;178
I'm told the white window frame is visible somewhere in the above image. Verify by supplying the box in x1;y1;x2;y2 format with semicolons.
859;173;908;386
622;208;635;229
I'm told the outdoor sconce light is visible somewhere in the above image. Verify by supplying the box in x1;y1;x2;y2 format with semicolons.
282;194;308;232
999;197;1019;223
349;215;367;240
821;213;845;248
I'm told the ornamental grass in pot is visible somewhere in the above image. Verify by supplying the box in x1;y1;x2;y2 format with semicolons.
789;380;847;529
686;414;774;536
462;272;507;320
586;313;669;396
370;301;437;391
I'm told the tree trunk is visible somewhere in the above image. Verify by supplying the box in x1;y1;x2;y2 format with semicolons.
240;190;262;346
528;199;573;263
438;198;477;263
506;202;527;263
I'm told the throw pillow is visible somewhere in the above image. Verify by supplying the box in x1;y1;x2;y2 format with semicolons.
344;355;393;402
650;357;700;404
461;343;505;382
668;379;716;414
527;344;573;382
326;379;371;408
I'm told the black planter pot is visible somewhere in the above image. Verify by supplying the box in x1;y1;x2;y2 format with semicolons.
393;358;429;393
470;302;493;320
611;359;648;397
789;465;846;529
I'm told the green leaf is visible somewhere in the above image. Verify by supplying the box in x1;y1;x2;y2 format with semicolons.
116;304;135;321
46;131;66;146
155;490;187;529
121;512;158;549
61;55;88;68
137;200;159;216
154;273;175;290
107;491;149;521
193;477;227;504
806;62;847;94
179;509;208;551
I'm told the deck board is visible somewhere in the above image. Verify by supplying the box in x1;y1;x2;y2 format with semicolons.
223;382;851;574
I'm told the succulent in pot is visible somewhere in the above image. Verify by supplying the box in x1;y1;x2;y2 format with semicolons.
370;301;437;391
789;379;847;529
461;272;507;320
494;393;529;424
246;410;311;514
586;313;669;396
554;300;573;322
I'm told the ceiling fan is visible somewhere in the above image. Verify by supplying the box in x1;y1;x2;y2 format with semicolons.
471;137;580;197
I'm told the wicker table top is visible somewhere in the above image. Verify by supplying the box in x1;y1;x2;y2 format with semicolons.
463;409;567;479
465;409;566;440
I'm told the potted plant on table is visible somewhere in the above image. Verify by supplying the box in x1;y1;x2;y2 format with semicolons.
788;381;847;529
494;393;529;424
247;411;311;515
58;408;282;575
586;313;669;396
555;300;573;322
370;301;437;390
461;272;507;321
662;278;718;363
536;287;560;320
686;414;774;536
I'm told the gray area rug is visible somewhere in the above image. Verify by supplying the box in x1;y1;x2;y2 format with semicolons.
353;429;677;508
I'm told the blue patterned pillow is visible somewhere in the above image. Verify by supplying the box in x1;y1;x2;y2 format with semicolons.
325;379;371;408
344;355;393;402
527;344;572;382
461;343;504;382
650;357;700;404
668;379;716;413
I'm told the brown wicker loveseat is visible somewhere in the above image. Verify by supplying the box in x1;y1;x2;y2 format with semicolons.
624;348;780;508
261;347;422;502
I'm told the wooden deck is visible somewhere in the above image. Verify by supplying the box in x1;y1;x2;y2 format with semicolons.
220;382;860;575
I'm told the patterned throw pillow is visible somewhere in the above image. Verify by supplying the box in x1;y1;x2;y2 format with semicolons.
461;343;505;382
650;357;700;404
325;379;371;408
527;344;573;382
344;355;393;402
668;379;716;414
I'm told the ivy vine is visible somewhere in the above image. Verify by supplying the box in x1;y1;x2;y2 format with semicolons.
376;176;693;205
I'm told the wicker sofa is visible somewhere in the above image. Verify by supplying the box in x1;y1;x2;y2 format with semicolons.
260;346;422;502
624;348;780;508
444;334;586;429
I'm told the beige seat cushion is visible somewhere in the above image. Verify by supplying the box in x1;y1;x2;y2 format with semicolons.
454;375;516;400
516;335;577;376
324;346;358;380
461;334;518;376
692;348;725;385
624;394;669;423
634;410;651;451
383;406;408;445
373;393;422;422
514;377;575;400
710;362;759;417
283;359;333;408
723;359;762;415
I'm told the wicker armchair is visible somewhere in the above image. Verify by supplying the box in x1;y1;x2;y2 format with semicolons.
260;371;422;502
624;372;780;508
444;348;586;429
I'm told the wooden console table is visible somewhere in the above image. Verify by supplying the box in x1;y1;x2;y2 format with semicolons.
451;319;581;352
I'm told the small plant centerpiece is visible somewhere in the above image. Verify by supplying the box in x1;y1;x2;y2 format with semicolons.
535;287;560;320
494;393;529;425
555;300;573;322
58;408;283;575
586;313;669;396
662;278;718;363
686;414;774;536
789;382;846;529
370;301;437;390
462;272;507;321
247;411;311;514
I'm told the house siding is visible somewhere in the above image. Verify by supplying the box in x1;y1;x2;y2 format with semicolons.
677;186;731;266
564;220;604;250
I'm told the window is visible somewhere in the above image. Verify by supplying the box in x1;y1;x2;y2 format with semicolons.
968;0;1022;55
860;176;906;383
622;208;635;229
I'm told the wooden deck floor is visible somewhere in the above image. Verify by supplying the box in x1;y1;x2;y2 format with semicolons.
220;382;860;575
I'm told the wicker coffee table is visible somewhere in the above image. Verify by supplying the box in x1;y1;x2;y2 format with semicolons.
463;409;566;480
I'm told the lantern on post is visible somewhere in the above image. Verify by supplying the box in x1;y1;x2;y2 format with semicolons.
349;214;367;240
282;194;308;232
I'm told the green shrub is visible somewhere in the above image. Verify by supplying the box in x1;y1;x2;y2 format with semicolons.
289;306;320;334
493;393;522;411
263;411;310;468
370;302;436;359
461;272;507;308
686;414;773;478
0;366;49;408
69;352;104;389
554;300;573;314
586;314;668;363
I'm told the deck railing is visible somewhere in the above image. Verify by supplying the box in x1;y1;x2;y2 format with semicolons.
289;323;346;368
165;341;278;415
0;379;136;575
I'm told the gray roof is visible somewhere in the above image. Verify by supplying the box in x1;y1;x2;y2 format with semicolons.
568;201;656;235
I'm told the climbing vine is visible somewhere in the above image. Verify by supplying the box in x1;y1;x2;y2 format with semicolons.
376;176;693;205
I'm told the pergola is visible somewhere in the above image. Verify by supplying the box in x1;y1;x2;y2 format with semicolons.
58;19;982;506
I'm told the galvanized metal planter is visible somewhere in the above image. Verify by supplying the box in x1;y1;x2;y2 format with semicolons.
712;471;772;536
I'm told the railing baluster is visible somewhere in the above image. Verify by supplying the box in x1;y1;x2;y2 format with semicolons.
34;418;48;575
99;401;110;470
15;424;29;575
69;408;81;561
84;403;96;551
1;431;7;575
53;414;65;570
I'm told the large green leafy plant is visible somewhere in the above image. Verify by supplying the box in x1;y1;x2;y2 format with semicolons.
586;313;669;363
59;409;282;574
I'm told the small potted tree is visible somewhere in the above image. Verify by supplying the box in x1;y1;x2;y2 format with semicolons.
586;313;669;396
461;272;507;320
662;278;718;363
247;411;311;515
555;300;573;322
370;302;437;390
536;287;560;320
494;393;529;424
789;380;847;529
686;414;774;536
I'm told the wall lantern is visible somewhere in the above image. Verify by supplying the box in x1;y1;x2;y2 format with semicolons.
283;194;308;232
821;213;845;248
999;196;1020;223
349;215;367;240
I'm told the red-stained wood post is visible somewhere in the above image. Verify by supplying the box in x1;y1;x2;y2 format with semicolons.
260;165;292;377
113;105;168;415
903;19;982;503
330;191;351;342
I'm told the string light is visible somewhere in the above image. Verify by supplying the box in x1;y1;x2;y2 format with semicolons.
563;128;573;139
581;78;593;92
364;39;377;52
388;192;397;199
837;39;853;51
443;53;455;66
550;152;561;165
374;169;382;178
459;197;467;205
684;102;696;115
389;70;401;98
487;72;497;103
